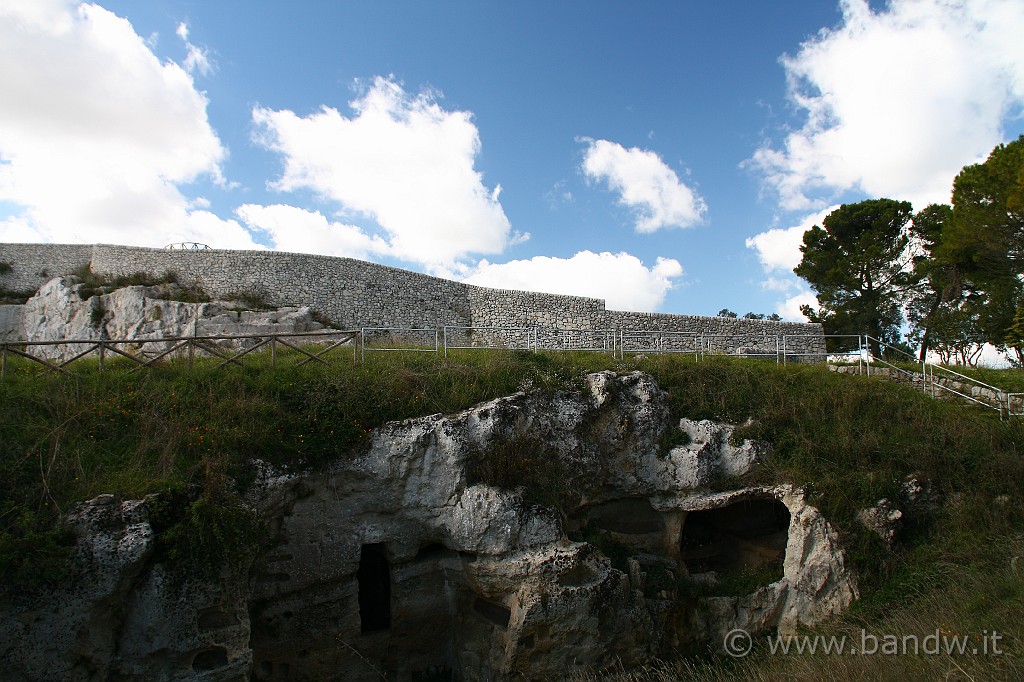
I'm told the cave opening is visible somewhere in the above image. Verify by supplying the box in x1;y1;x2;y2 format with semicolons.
680;498;790;577
358;543;392;633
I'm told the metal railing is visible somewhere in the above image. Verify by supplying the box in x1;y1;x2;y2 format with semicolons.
701;334;780;361
618;331;701;359
535;328;617;353
782;334;866;366
828;335;1013;417
442;326;536;357
360;327;439;361
164;242;211;250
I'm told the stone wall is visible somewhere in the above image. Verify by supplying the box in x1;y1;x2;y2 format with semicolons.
0;243;825;357
0;242;94;291
607;310;822;357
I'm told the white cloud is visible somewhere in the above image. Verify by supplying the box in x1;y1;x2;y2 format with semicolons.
0;0;255;248
580;138;706;232
751;0;1024;210
236;203;391;260
252;77;521;269
745;206;837;272
176;22;213;76
760;277;798;294
746;207;838;320
777;290;817;322
463;251;683;312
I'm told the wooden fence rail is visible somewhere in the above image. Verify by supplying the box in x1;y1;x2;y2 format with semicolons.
0;329;360;380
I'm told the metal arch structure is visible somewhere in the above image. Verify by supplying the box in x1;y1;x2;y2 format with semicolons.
164;242;212;251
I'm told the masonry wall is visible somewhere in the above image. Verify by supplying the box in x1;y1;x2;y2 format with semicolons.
0;243;94;292
0;243;826;357
605;310;823;357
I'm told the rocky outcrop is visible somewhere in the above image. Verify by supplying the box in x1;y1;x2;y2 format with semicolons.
0;276;324;359
0;372;858;681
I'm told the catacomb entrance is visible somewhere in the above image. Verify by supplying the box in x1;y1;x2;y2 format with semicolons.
358;543;392;633
680;498;790;577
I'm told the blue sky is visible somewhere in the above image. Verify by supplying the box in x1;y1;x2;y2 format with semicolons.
2;1;1023;319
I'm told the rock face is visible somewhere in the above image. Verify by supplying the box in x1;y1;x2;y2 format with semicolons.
0;495;251;682
0;276;323;358
0;372;858;681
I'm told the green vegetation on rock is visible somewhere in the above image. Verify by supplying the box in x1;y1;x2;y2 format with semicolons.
1;349;1022;678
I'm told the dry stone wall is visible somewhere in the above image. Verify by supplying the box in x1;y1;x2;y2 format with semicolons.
0;243;825;357
607;310;819;357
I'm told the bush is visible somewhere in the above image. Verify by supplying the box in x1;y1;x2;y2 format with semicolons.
149;465;260;578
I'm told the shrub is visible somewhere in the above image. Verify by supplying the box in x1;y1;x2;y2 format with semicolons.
73;265;192;300
149;466;260;578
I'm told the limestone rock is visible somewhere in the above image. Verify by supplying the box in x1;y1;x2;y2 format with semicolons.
900;476;942;517
0;495;250;681
656;418;767;489
857;498;904;545
0;276;323;359
0;372;858;681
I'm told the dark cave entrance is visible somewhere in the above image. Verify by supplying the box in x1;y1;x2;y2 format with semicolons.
680;498;790;577
358;543;392;633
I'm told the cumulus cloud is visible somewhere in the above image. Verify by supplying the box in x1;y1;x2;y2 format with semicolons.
745;206;837;272
236;203;392;259
580;138;706;232
252;77;522;269
463;251;683;312
750;0;1024;210
0;0;255;248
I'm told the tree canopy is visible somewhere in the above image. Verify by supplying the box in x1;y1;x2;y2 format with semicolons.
793;136;1024;365
794;198;914;354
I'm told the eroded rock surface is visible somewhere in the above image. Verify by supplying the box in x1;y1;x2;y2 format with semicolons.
0;372;858;681
0;276;323;358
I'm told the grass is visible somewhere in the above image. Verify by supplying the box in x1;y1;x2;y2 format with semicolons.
1;349;1022;678
568;546;1024;680
72;264;210;303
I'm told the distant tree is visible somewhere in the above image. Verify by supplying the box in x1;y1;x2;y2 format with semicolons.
794;199;916;355
740;312;783;321
717;308;738;318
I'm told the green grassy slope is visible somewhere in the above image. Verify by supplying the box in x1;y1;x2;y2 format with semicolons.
1;349;1021;678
